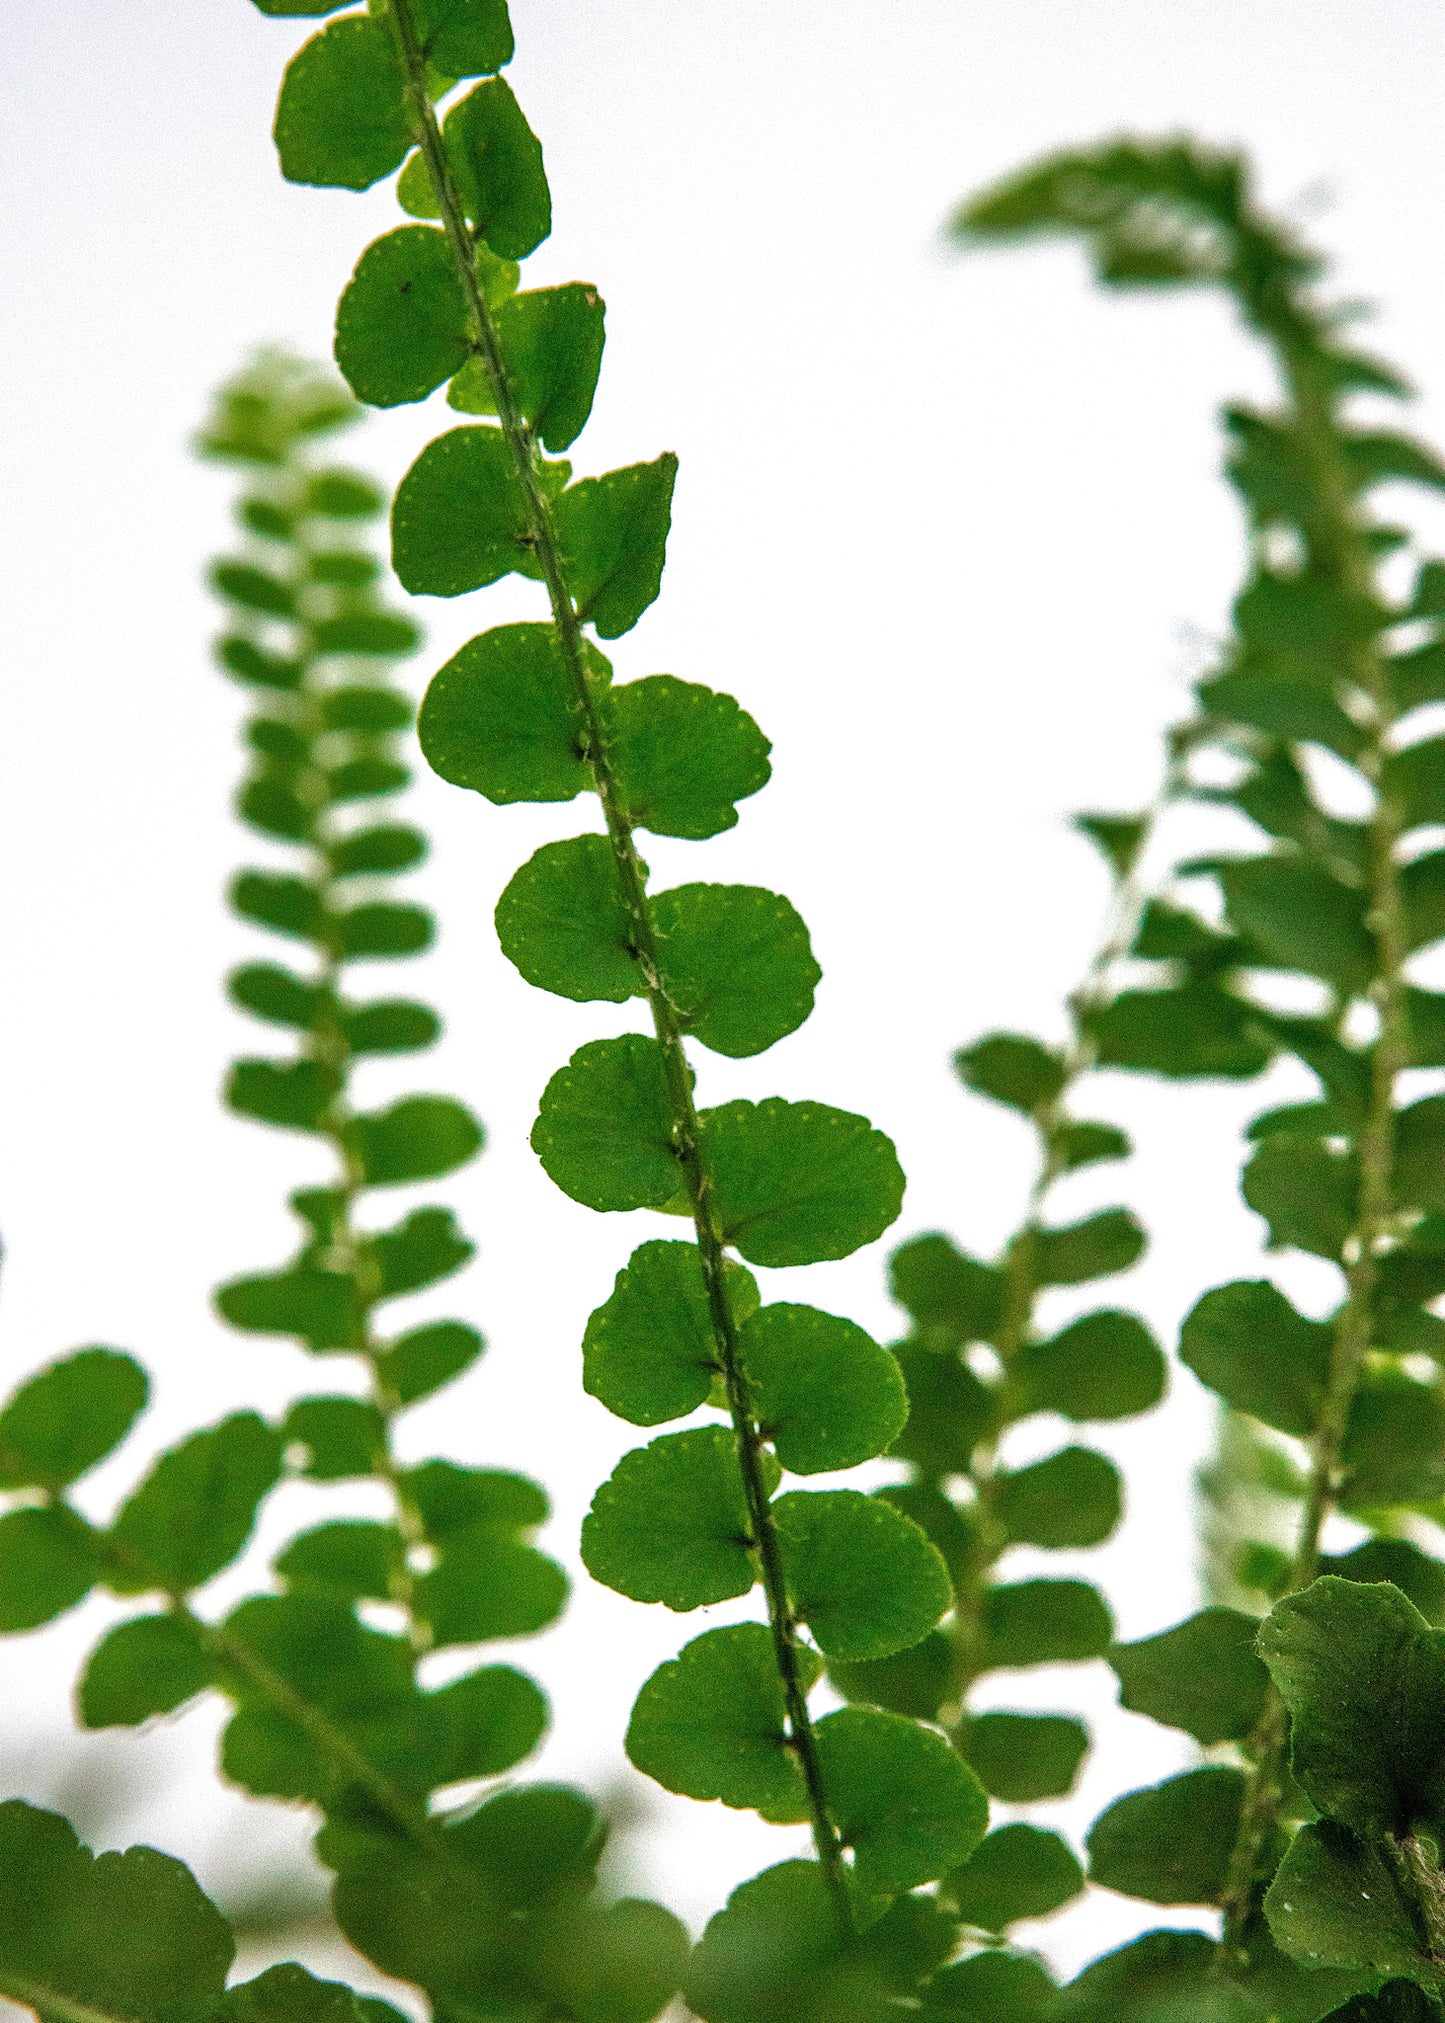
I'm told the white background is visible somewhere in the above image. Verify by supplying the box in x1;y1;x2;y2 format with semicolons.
5;0;1445;2000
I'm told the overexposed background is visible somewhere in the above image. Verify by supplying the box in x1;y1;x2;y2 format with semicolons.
5;0;1445;1998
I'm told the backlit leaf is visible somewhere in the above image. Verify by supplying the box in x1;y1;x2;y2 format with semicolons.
495;834;638;1003
814;1705;988;1893
995;1446;1122;1549
532;1035;680;1212
0;1348;148;1490
1110;1606;1270;1745
738;1303;907;1475
441;77;550;258
548;456;678;639
0;1508;102;1631
625;1623;814;1817
581;1427;755;1610
1180;1279;1331;1436
772;1489;951;1661
944;1823;1084;1931
604;675;771;839
1015;1310;1165;1422
344;1095;483;1185
334;226;470;407
652;883;820;1058
78;1613;217;1728
982;1579;1113;1667
274;18;410;192
698;1098;906;1268
960;1711;1089;1803
582;1240;757;1427
391;425;529;596
110;1415;283;1596
419;620;601;804
1087;1767;1243;1905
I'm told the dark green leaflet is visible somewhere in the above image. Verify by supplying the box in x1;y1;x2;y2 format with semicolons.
961;133;1445;2008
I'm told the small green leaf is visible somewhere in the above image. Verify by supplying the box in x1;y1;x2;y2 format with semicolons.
827;1628;954;1723
228;962;323;1030
110;1415;283;1595
983;1579;1113;1667
391;425;530;596
1343;1371;1445;1507
218;1963;398;2023
1087;1767;1243;1905
452;283;606;452
690;1865;956;2023
418;1532;568;1646
0;1799;234;2023
1324;1539;1445;1625
366;1197;473;1294
441;77;551;258
1220;855;1374;994
887;1344;997;1473
274;18;410;191
814;1705;988;1893
335;226;471;407
227;1057;337;1132
427;1663;548;1784
232;869;325;944
1243;1135;1358;1259
406;1459;549;1538
281;1396;384;1478
920;1950;1056;2023
954;1033;1065;1115
889;1232;1007;1347
415;0;514;78
1404;851;1445;951
378;1320;484;1406
1088;983;1273;1079
581;1427;755;1610
626;1623;815;1817
652;884;820;1058
78;1612;217;1728
1033;1207;1145;1285
1015;1310;1165;1422
340;998;441;1055
738;1303;906;1475
698;1098;906;1268
1265;1820;1444;1990
1179;1279;1331;1435
307;470;386;517
218;1261;359;1350
546;456;678;638
495;834;638;1003
1395;1097;1445;1214
995;1446;1122;1548
583;1240;757;1427
1054;1118;1132;1170
960;1711;1089;1803
277;1520;401;1601
0;1347;148;1490
772;1489;951;1661
531;1035;680;1212
1051;1929;1232;2023
344;1095;483;1185
336;899;433;958
604;674;771;839
0;1507;102;1631
1110;1606;1270;1745
419;621;601;804
944;1823;1084;1931
211;559;296;616
1258;1577;1445;1840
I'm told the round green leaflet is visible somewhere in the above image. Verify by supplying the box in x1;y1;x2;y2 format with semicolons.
737;1304;907;1475
580;1428;758;1611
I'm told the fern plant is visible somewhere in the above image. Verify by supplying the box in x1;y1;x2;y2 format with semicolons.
960;138;1445;2020
9;16;1445;2023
